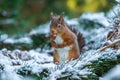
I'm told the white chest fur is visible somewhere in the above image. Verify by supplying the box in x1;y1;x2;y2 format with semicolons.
56;46;71;63
54;35;63;44
54;35;71;62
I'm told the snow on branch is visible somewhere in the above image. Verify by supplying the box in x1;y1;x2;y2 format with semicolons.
98;39;120;52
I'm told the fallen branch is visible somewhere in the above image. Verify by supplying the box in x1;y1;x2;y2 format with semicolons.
97;39;120;52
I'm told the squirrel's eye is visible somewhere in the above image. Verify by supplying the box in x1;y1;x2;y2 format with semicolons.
57;24;62;29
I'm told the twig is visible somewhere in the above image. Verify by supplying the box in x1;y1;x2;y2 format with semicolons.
97;39;120;52
107;29;117;40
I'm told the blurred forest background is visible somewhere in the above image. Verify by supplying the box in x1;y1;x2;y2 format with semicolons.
0;0;117;35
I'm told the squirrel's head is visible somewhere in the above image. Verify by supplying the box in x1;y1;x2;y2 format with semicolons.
50;12;66;38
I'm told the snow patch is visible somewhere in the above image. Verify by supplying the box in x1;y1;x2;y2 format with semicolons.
3;37;32;44
0;34;8;41
29;22;50;35
116;0;120;3
80;12;110;27
0;65;22;80
101;64;120;80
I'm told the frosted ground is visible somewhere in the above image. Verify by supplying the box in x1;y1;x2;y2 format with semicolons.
0;2;120;80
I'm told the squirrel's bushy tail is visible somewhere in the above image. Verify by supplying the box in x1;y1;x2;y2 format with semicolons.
68;25;85;53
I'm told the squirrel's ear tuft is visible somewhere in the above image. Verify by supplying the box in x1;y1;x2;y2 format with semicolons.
59;12;64;24
50;12;54;20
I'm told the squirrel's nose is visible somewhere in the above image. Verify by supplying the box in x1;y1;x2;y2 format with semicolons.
50;29;57;39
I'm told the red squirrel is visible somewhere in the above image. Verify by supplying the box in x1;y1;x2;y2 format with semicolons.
50;12;85;64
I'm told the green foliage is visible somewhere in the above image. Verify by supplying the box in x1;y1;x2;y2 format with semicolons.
79;74;98;80
0;41;32;50
0;0;117;35
85;54;120;79
57;77;78;80
79;19;104;29
0;33;51;50
31;33;51;50
17;66;49;80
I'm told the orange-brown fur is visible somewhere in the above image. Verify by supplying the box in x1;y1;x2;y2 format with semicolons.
50;12;84;64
